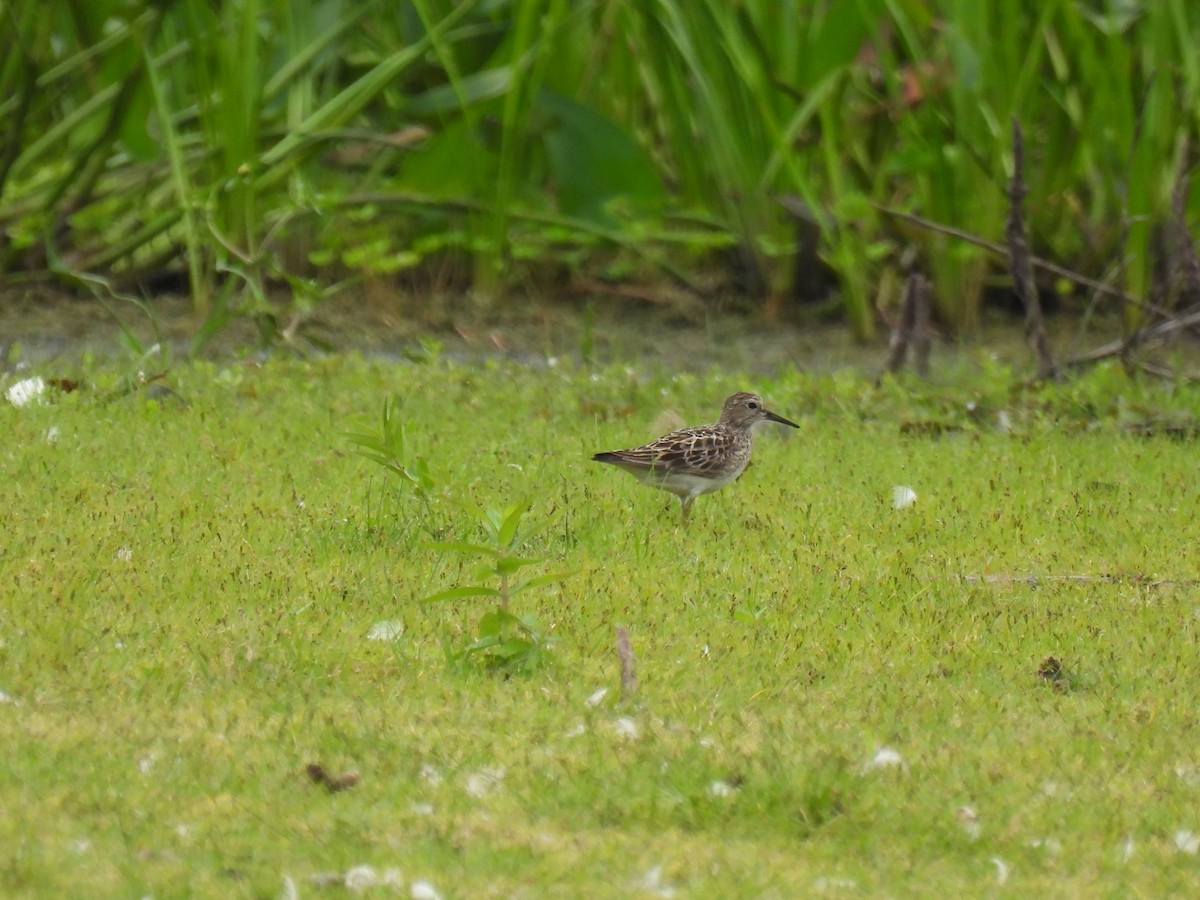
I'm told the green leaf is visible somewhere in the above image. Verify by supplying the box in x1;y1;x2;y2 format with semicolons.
482;607;522;629
508;570;574;594
495;554;543;575
346;448;392;468
343;431;388;453
394;119;499;197
479;505;505;541
465;634;502;653
497;499;530;548
410;458;436;491
474;609;505;637
488;637;532;659
117;77;155;162
538;90;665;224
513;611;549;634
405;67;513;115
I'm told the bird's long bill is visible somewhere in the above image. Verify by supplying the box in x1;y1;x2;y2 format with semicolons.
764;408;800;428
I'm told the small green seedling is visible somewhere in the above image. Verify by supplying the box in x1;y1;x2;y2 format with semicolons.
345;398;440;533
423;500;571;673
345;398;435;497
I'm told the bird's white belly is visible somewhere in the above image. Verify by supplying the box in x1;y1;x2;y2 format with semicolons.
636;462;746;499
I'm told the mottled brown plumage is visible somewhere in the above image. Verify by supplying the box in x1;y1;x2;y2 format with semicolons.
592;392;798;522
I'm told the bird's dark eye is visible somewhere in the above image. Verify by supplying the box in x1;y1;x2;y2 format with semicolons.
748;401;758;409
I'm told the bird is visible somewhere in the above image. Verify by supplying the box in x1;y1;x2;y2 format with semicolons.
592;391;798;522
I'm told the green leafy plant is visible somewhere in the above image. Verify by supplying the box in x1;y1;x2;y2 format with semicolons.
446;606;556;675
344;398;440;535
423;500;570;674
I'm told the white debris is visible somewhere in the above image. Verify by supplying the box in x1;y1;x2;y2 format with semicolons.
116;547;133;562
813;876;858;892
892;485;917;509
565;721;586;738
334;866;402;891
46;426;60;444
367;620;404;642
956;806;981;840
613;717;640;741
464;766;505;798
1027;836;1061;855
280;874;300;900
1175;830;1200;854
418;763;443;787
991;857;1009;885
6;376;46;407
632;864;675;898
708;780;735;798
411;879;442;900
862;747;905;773
1175;763;1200;786
585;687;609;707
1120;836;1135;862
344;865;380;892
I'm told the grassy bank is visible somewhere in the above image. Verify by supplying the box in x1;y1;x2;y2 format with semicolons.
3;355;1200;895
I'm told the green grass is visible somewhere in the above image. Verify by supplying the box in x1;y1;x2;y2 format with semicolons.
4;355;1200;896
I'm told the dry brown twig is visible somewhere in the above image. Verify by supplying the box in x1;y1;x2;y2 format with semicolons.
912;272;932;376
881;272;932;379
615;625;637;700
1006;119;1058;379
306;763;360;793
877;166;1200;377
1064;305;1200;369
1063;146;1200;372
1170;143;1200;307
874;207;1158;313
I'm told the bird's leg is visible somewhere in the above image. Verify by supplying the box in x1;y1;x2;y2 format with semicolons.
680;496;692;525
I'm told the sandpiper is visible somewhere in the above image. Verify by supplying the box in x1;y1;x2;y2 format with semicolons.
592;391;798;522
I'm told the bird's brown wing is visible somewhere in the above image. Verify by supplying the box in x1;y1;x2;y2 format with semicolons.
593;425;739;477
